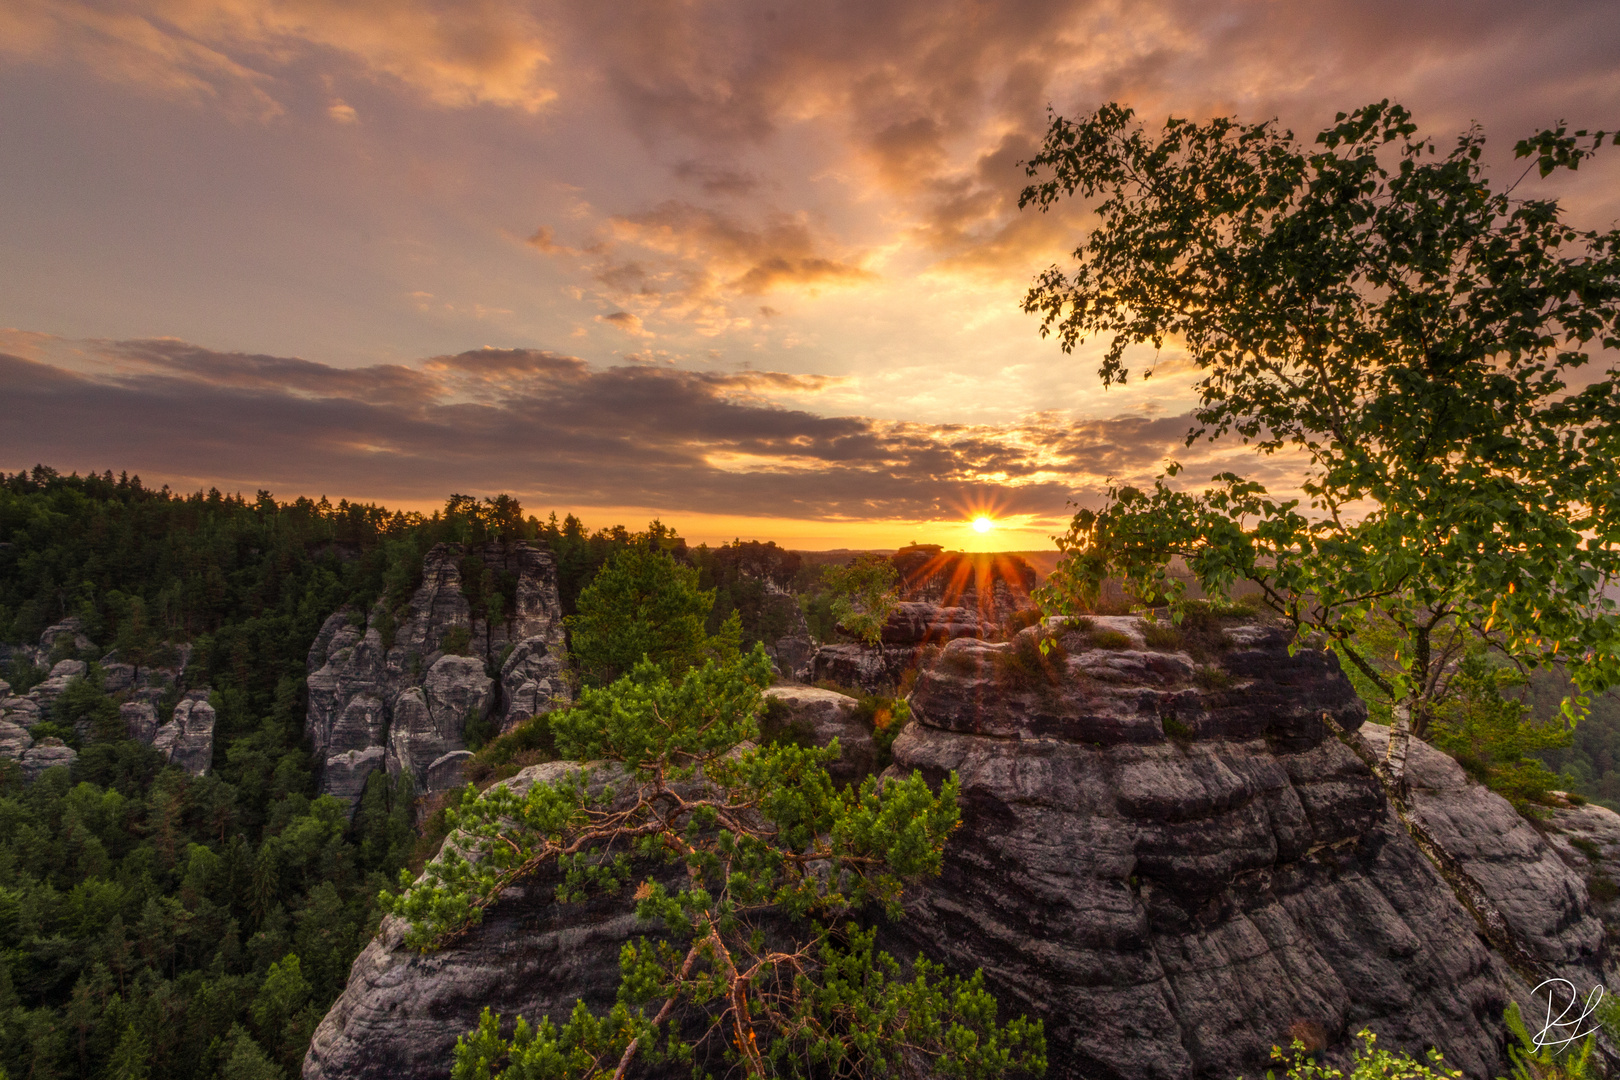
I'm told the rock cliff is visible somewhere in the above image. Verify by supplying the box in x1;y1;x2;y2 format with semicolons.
306;616;1616;1080
305;542;569;810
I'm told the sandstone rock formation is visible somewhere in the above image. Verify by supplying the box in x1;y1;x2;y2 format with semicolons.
761;684;877;786
152;692;216;776
308;615;1614;1080
891;544;1038;623
305;763;651;1080
809;642;910;695
19;737;75;780
305;542;570;811
0;619;206;780
882;619;1612;1080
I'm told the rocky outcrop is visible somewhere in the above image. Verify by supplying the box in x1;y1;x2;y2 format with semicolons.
121;701;159;743
762;684;877;786
305;542;569;811
305;763;651;1080
881;619;1611;1080
20;738;75;780
30;659;87;712
0;720;31;760
152;693;216;776
891;544;1038;624
880;601;986;646
308;616;1612;1080
809;642;910;695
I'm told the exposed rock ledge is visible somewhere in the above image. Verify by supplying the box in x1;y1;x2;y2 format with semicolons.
306;619;1616;1080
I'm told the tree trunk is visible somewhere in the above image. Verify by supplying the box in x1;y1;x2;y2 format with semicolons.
1385;699;1412;793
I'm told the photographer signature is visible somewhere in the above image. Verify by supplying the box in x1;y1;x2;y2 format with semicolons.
1529;979;1607;1051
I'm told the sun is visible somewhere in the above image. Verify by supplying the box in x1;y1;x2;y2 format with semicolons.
971;515;995;534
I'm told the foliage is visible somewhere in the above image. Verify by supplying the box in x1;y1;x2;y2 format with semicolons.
1423;652;1571;816
0;469;439;1076
537;516;687;619
1021;102;1620;739
1503;1000;1598;1080
384;648;1044;1079
692;541;806;649
565;545;741;688
1252;1028;1460;1080
822;556;901;651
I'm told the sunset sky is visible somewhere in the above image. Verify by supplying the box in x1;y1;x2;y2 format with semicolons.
4;0;1619;549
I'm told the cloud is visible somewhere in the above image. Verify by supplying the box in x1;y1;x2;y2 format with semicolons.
327;99;358;124
2;0;556;116
0;335;1269;523
598;311;651;337
530;200;875;334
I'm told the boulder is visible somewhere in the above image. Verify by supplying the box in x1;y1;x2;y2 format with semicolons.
878;601;986;647
152;693;216;776
30;658;87;711
120;701;159;743
761;685;877;786
810;643;909;696
20;738;76;780
305;763;682;1080
426;750;474;792
385;657;491;791
0;719;32;761
324;747;387;806
0;695;40;730
38;617;92;655
1360;724;1606;974
766;634;816;682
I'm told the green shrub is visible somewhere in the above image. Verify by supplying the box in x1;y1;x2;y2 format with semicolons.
1588;874;1618;903
992;634;1066;690
1161;715;1193;740
440;626;472;656
1141;622;1183;650
1251;1027;1462;1080
462;708;495;752
1428;652;1570;818
1088;630;1133;651
1194;665;1232;692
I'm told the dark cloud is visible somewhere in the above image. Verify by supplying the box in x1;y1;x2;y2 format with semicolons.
0;341;1226;522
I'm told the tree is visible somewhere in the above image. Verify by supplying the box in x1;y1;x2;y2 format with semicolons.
382;647;1045;1079
566;545;739;686
1021;101;1620;779
822;556;901;653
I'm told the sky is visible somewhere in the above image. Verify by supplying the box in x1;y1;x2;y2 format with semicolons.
2;0;1618;549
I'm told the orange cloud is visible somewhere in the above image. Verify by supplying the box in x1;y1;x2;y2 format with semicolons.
1;0;556;115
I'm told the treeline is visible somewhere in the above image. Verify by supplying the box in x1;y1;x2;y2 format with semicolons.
0;467;807;1079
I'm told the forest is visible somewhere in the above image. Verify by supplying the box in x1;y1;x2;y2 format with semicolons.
0;467;829;1079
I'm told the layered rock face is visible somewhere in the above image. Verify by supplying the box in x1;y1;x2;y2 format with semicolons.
307;616;1614;1080
305;763;670;1080
306;542;569;809
884;618;1613;1080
